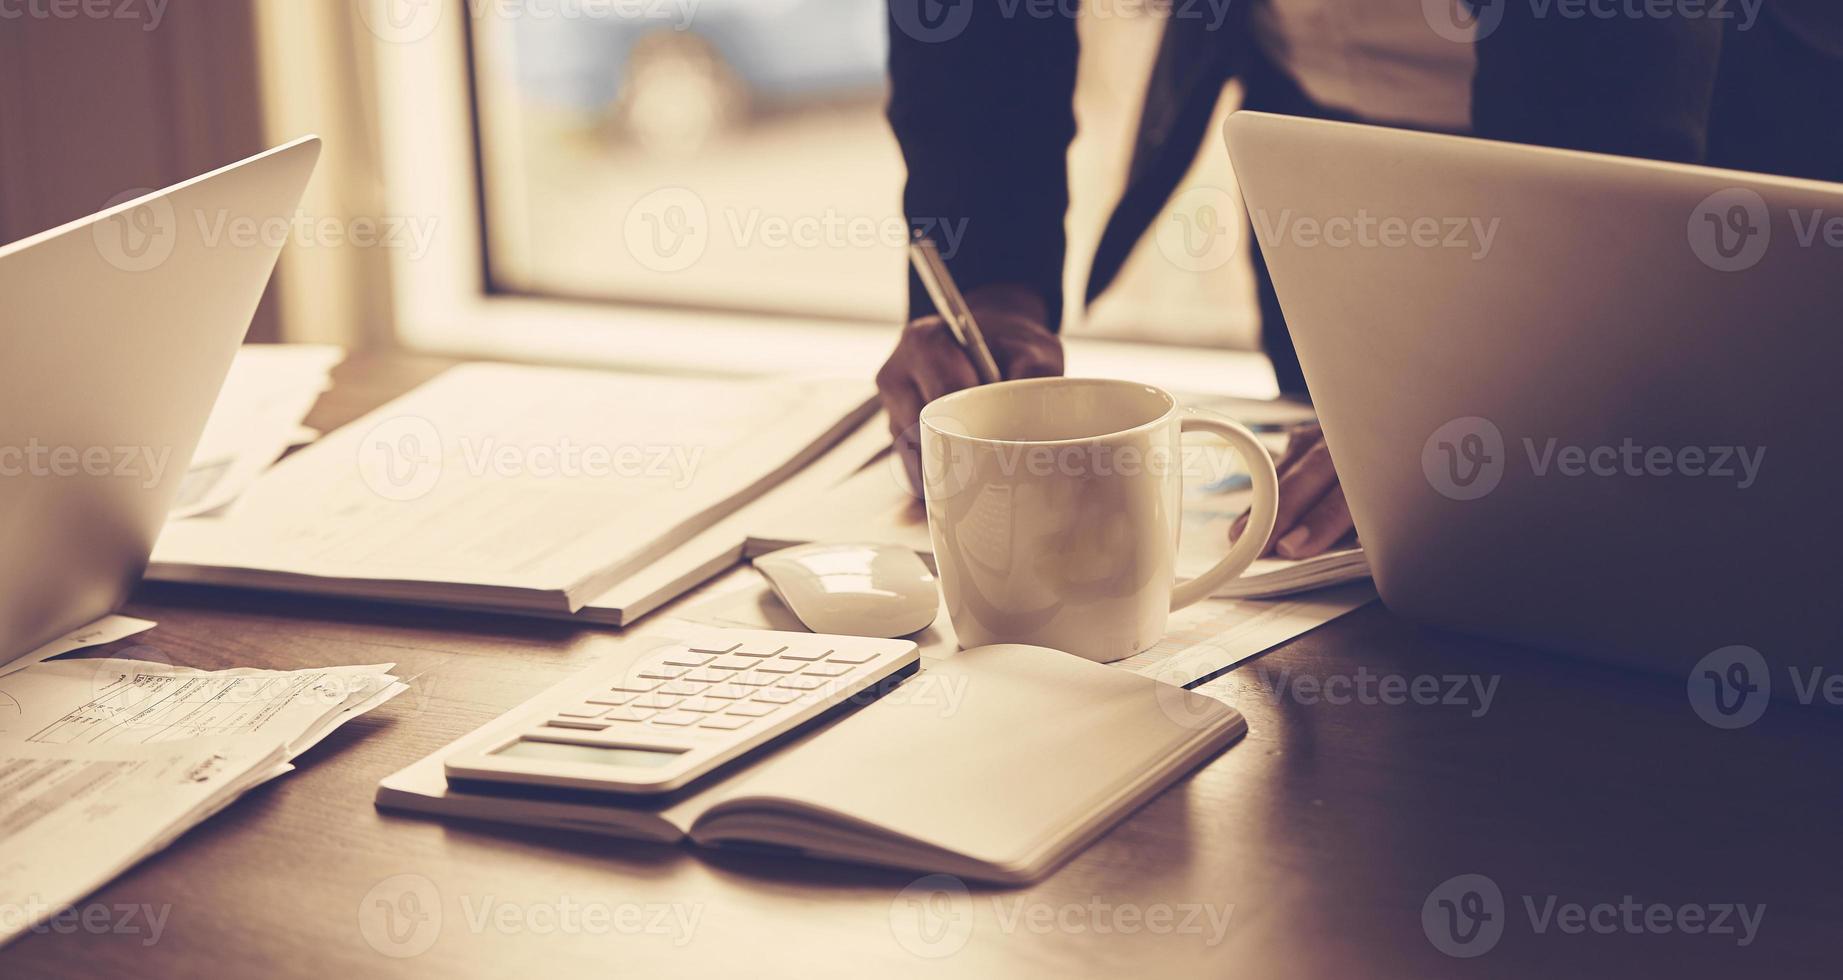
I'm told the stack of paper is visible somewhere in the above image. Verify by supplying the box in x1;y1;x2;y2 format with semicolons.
1205;548;1369;597
169;344;343;519
0;656;405;948
560;415;892;625
150;363;876;619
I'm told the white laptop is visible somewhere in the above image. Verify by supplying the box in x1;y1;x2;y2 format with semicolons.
1225;111;1842;683
0;137;320;667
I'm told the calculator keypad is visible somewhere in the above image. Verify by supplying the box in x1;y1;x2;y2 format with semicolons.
450;630;921;797
544;637;898;734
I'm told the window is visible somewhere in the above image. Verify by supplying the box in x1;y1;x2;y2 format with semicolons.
470;0;905;323
462;2;1258;343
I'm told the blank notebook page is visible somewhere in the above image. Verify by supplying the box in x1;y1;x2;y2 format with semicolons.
708;644;1242;871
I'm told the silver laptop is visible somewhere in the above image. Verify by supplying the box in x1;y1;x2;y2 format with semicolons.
1224;111;1841;681
0;137;320;666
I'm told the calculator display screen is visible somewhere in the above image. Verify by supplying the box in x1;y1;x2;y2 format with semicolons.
494;740;684;768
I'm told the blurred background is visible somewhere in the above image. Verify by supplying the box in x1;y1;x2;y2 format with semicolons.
0;0;1261;374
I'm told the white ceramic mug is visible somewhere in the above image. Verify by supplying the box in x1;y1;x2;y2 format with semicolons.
919;378;1280;663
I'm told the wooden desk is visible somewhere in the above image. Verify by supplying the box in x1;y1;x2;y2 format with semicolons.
7;354;1839;978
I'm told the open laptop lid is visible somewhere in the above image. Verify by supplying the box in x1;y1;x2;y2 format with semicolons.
1224;110;1843;680
0;137;321;665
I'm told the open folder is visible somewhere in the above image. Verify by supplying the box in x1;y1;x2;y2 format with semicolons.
377;643;1245;884
149;363;877;620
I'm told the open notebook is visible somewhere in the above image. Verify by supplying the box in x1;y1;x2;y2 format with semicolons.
377;642;1245;884
150;363;877;619
746;463;1370;599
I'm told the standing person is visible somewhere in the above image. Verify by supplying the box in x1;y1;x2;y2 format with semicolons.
875;0;1843;559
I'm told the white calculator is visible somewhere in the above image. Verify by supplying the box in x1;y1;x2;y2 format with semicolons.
444;630;919;795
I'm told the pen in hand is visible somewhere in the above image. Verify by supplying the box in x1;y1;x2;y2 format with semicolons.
908;235;1003;385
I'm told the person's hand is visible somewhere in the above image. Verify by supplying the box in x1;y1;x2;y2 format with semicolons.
877;283;1064;493
1230;423;1354;559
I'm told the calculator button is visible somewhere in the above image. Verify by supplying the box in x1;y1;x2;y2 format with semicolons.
676;698;726;714
547;718;609;731
752;660;802;674
707;657;754;671
606;678;662;693
753;688;802;705
631;693;682;710
636;666;688;681
585;691;636;706
687;641;740;654
729;672;777;688
725;702;776;718
777;647;830;662
662;653;717;668
824;650;878;664
801;663;852;678
681;669;729;684
658;681;704;697
601;707;655;723
732;642;787;658
541;714;608;729
703;684;753;700
649;711;701;727
697;716;752;731
776;676;826;691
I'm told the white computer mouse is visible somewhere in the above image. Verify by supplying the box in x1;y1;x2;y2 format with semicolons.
753;542;939;638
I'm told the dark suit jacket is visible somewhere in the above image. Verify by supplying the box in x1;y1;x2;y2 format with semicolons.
888;0;1842;394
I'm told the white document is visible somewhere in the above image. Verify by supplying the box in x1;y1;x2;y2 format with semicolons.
0;659;404;757
1121;582;1380;686
0;736;288;949
169;344;343;519
0;641;405;948
568;412;895;625
743;459;931;557
153;363;875;612
0;615;158;680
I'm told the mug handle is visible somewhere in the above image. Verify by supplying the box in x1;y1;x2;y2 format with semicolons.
1170;411;1280;611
